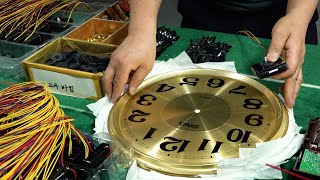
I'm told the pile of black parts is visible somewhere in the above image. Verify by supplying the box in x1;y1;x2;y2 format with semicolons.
156;26;179;57
186;36;232;63
45;51;110;73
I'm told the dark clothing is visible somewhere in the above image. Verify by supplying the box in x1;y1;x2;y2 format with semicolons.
178;0;318;45
179;0;286;13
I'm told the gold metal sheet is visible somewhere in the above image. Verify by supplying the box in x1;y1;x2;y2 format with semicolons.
108;69;289;176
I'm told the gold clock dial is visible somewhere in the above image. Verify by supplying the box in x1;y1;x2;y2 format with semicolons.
108;69;288;176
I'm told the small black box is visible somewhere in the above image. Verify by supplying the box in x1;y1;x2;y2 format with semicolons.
251;58;288;79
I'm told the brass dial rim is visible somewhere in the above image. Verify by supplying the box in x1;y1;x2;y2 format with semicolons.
108;69;289;176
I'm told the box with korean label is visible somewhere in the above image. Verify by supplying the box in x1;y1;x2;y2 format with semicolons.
22;37;117;100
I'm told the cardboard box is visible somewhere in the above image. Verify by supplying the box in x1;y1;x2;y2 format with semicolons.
65;18;127;44
103;23;128;45
22;38;117;100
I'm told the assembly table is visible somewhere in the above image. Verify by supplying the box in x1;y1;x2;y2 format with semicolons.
1;27;319;179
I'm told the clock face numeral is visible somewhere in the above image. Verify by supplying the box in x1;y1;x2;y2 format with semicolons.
243;98;263;109
156;84;175;92
211;141;223;153
160;137;191;153
229;85;247;95
128;110;150;122
227;129;252;143
143;127;158;140
137;94;157;106
143;129;225;154
245;114;263;126
207;78;225;88
179;77;199;86
198;139;224;154
197;139;210;151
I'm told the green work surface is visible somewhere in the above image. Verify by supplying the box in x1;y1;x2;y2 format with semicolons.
1;27;320;179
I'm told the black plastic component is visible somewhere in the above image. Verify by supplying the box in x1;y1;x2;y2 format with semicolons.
156;26;179;57
49;165;91;180
77;143;110;168
22;34;42;45
304;118;320;152
64;135;95;162
8;32;29;43
38;22;51;33
49;167;76;180
251;58;288;79
38;21;71;34
65;145;85;163
0;29;10;40
50;53;64;62
70;166;90;180
185;36;232;63
50;135;111;179
50;17;74;23
5;31;21;41
0;29;53;46
25;33;54;46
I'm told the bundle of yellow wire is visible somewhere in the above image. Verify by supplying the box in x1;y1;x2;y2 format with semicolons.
0;82;90;179
0;0;85;42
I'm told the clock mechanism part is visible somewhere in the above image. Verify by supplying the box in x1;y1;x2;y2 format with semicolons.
293;118;320;178
108;69;289;176
303;118;320;152
251;58;288;79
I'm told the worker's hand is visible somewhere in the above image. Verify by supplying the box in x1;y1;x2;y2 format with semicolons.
267;13;307;108
102;34;156;102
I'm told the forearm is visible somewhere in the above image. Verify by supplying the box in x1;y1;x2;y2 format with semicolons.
286;0;318;28
128;0;162;38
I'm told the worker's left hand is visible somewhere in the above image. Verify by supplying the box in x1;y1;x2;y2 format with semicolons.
267;13;307;108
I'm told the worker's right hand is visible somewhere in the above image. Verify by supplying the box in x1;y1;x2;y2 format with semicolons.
267;13;307;108
102;33;156;103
